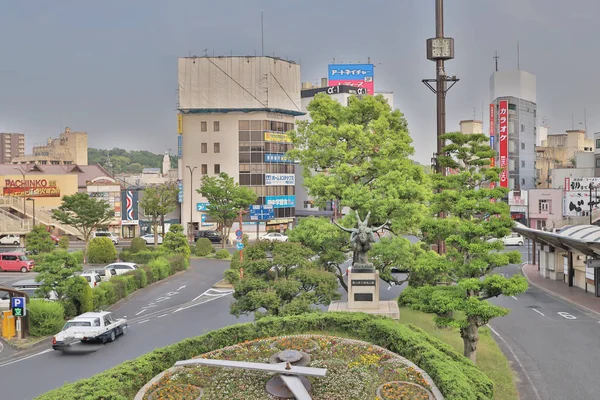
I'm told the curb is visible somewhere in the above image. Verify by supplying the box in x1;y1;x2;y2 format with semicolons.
520;265;600;318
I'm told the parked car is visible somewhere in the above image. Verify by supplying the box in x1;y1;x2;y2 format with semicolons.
0;291;10;311
82;268;116;282
52;311;128;350
79;272;102;288
104;262;138;276
0;234;20;246
261;232;288;242
194;230;222;243
140;233;162;245
0;253;34;272
92;231;119;245
11;279;58;300
501;233;525;246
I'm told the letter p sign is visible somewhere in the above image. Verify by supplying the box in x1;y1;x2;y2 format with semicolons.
11;296;26;317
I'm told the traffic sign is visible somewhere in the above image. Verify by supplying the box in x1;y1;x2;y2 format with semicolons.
236;243;244;251
11;297;26;317
235;229;243;238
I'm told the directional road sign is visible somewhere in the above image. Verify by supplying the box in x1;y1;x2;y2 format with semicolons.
11;297;26;317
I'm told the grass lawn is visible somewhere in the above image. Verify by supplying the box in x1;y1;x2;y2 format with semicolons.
399;307;519;400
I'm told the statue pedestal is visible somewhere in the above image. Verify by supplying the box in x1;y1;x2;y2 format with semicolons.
328;269;400;320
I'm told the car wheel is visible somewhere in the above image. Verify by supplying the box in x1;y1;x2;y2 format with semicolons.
20;266;27;273
13;241;19;245
518;241;523;246
108;330;116;342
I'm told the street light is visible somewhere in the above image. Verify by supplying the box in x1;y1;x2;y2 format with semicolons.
186;165;197;240
26;198;35;226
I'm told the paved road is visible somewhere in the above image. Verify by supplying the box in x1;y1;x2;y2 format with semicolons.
489;245;600;400
0;259;248;400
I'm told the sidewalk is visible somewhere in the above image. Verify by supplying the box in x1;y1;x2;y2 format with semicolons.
522;263;600;316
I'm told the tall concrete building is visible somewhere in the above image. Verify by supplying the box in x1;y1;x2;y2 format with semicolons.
490;70;537;190
177;56;302;236
12;127;88;165
0;133;25;164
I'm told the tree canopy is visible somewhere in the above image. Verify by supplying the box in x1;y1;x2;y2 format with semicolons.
88;148;177;174
25;225;55;254
139;182;179;247
198;172;258;248
399;132;528;363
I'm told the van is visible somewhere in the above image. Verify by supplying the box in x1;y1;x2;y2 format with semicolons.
0;253;34;272
92;231;119;245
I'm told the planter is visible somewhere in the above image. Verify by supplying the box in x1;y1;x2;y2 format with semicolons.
377;381;434;400
147;383;203;400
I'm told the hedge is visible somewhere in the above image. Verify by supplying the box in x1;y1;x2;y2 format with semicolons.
28;300;65;337
34;312;493;400
87;237;117;264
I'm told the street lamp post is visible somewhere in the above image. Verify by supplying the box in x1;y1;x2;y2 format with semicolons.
26;198;35;226
186;165;197;240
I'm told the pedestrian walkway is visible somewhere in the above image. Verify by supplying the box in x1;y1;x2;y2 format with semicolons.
522;263;600;316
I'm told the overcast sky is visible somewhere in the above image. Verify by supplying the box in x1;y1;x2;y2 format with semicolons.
0;0;598;164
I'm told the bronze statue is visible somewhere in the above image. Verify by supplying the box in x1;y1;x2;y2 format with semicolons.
334;211;388;269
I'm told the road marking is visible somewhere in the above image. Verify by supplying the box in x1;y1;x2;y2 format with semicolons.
0;349;53;369
174;292;232;313
157;314;168;318
142;304;157;309
0;341;3;354
135;309;146;316
165;292;179;297
177;285;186;291
557;312;577;320
487;325;543;400
532;309;545;317
155;297;170;303
511;296;518;300
138;319;150;324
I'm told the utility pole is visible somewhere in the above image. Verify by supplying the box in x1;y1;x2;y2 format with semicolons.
186;165;197;241
422;0;459;255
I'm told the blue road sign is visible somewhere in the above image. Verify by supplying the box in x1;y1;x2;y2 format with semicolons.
235;229;243;238
11;296;26;317
236;243;244;251
249;204;275;220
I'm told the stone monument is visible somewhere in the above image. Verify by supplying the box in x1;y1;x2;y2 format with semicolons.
327;211;400;319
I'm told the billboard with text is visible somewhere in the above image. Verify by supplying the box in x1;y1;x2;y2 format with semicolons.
498;100;509;188
328;64;374;95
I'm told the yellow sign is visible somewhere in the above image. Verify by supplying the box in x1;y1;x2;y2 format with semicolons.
177;114;183;134
264;131;290;143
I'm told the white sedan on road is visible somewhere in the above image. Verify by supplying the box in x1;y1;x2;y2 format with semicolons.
140;234;163;244
261;232;288;242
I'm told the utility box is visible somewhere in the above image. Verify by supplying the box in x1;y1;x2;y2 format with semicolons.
1;310;15;339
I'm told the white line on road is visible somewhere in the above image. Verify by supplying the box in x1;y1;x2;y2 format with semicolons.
532;309;545;317
557;312;577;320
135;309;146;316
173;293;231;313
155;297;170;303
142;304;157;309
0;349;53;369
177;285;186;291
138;319;150;324
487;325;543;400
0;341;3;354
511;296;518;300
157;314;168;318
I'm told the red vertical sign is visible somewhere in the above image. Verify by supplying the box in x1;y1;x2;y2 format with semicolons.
489;103;496;190
498;100;509;188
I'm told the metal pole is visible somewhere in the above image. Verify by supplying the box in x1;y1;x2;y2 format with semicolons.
186;165;197;240
590;184;594;225
435;0;447;255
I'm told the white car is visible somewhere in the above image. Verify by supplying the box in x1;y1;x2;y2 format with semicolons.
0;234;20;245
104;262;138;276
52;311;128;351
79;272;102;288
499;233;524;246
140;233;162;245
82;268;117;282
92;231;119;245
261;232;288;242
0;291;9;311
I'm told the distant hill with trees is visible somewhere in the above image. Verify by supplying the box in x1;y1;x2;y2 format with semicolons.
88;148;177;174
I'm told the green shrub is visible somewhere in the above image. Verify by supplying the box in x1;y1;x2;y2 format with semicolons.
168;255;189;273
223;269;240;284
34;312;494;400
230;250;241;270
242;234;250;247
194;238;213;256
71;250;85;265
129;237;147;254
92;284;107;310
109;276;129;301
141;266;156;284
58;236;69;250
125;269;148;289
119;249;131;262
128;249;167;264
97;282;116;306
215;249;230;259
163;225;191;257
25;225;55;254
62;277;93;318
87;238;117;263
28;299;65;337
148;257;171;280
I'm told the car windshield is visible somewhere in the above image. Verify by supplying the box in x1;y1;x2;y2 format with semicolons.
62;321;91;330
18;255;29;261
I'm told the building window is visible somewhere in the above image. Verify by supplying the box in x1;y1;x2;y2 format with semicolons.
201;164;207;175
508;103;517;111
521;161;525;168
539;199;550;212
521;143;525;150
214;164;220;174
521;124;525;132
214;143;220;153
521;178;525;185
596;157;600;168
596;139;600;149
201;143;207;153
201;121;207;132
214;121;220;132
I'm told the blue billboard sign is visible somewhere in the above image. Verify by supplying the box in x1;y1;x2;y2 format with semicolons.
177;136;182;157
197;202;209;211
328;64;374;95
264;153;293;163
250;204;275;220
265;195;295;209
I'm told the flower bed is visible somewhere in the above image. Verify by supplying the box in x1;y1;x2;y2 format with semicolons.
140;335;438;400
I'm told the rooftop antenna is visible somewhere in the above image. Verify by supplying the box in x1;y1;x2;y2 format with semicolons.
473;107;477;120
494;51;499;72
517;41;520;70
261;10;264;56
368;56;371;64
572;114;574;130
202;49;208;57
584;108;588;134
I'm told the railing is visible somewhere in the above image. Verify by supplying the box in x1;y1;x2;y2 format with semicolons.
0;196;83;238
0;212;33;234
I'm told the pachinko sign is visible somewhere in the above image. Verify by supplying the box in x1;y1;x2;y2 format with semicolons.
3;179;61;197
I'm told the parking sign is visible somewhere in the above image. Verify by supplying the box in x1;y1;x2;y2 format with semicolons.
11;297;26;317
